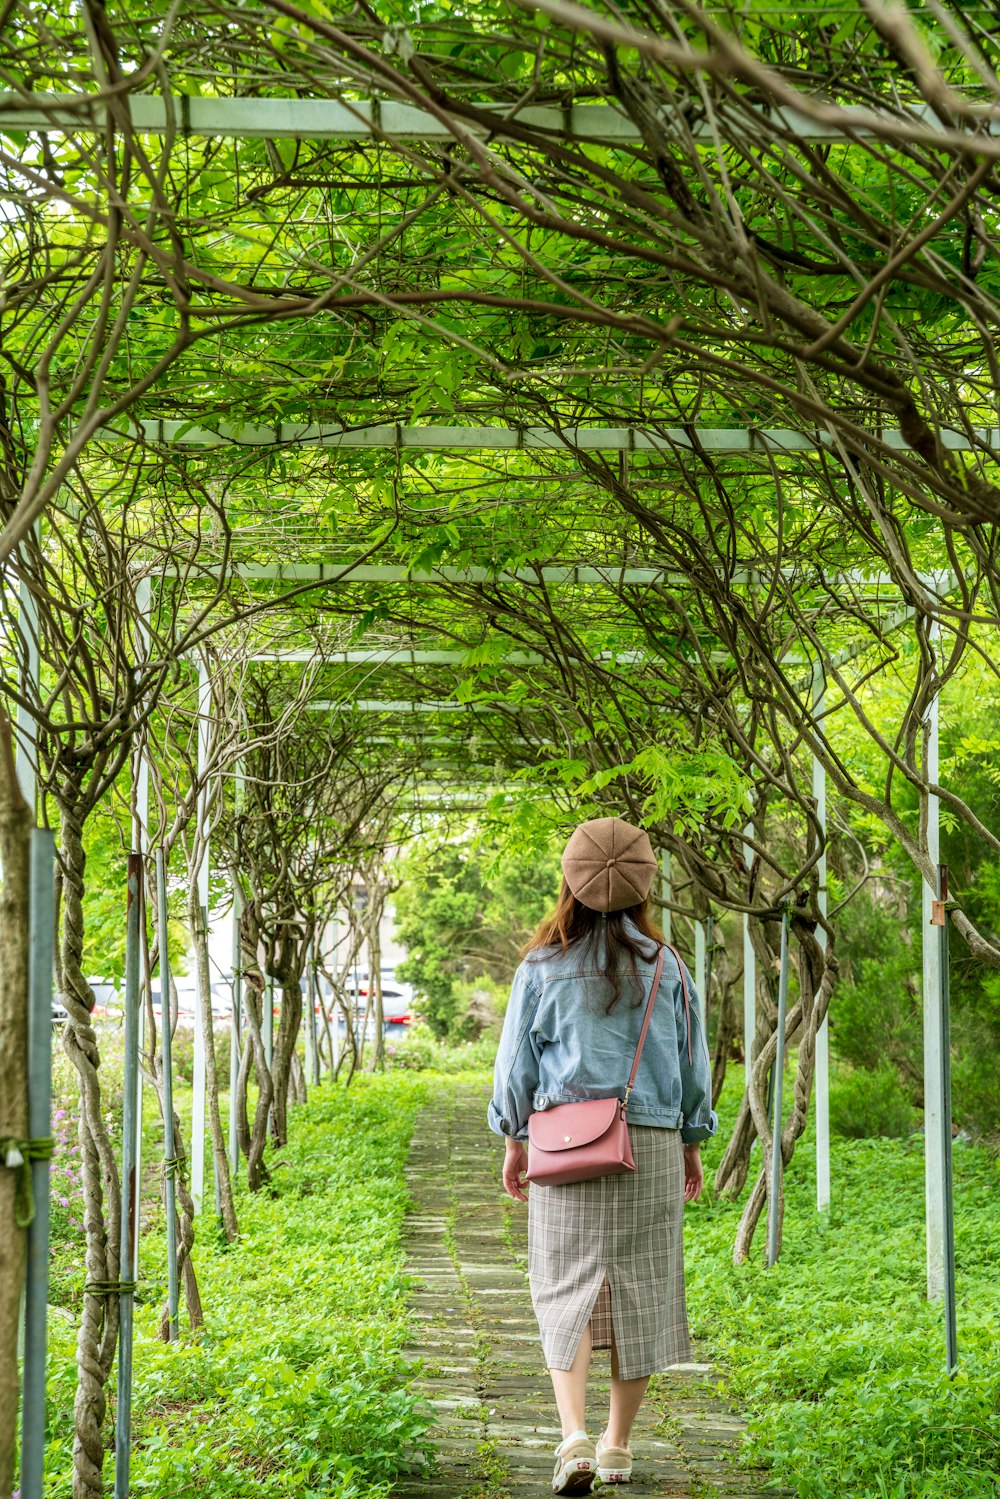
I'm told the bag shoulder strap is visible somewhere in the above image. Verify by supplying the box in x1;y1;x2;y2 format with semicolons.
624;945;665;1106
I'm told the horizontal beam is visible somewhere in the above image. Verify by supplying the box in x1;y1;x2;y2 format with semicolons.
200;561;672;585
111;418;1000;454
0;93;959;146
253;647;538;664
172;560;944;591
408;784;526;795
308;699;486;712
250;646;642;664
402;799;500;811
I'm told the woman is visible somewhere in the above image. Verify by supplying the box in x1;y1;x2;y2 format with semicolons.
488;817;716;1494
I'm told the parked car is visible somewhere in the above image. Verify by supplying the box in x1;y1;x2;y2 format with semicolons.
88;976;233;1023
339;969;417;1034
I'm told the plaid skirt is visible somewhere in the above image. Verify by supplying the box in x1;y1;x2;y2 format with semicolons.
527;1124;691;1381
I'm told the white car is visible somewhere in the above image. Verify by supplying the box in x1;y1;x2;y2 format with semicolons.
91;979;233;1023
340;970;416;1033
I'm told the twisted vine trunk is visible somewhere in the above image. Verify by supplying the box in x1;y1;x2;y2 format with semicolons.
289;1052;307;1106
0;718;31;1497
187;887;239;1241
714;914;782;1200
236;901;273;1191
271;945;305;1145
710;942;739;1108
140;868;203;1338
58;788;122;1499
731;924;838;1264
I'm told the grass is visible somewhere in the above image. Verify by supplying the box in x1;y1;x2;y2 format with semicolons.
662;1066;1000;1499
41;1070;437;1499
41;1047;1000;1499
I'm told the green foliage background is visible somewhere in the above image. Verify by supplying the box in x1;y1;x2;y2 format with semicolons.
393;828;561;1036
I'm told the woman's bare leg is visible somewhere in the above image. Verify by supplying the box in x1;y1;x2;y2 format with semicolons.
549;1323;593;1437
605;1335;649;1448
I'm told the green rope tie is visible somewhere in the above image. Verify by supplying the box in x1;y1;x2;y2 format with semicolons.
1;1136;54;1228
83;1280;137;1298
161;1156;184;1181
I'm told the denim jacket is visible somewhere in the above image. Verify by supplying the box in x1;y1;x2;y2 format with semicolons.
488;925;717;1145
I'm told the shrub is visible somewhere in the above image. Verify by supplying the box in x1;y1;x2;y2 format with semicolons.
171;1021;233;1088
383;1020;444;1071
828;1063;918;1139
384;1019;498;1073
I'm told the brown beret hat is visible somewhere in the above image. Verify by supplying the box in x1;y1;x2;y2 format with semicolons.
562;817;658;913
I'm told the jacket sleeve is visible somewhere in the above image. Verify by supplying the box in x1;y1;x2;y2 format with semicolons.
674;958;718;1144
487;963;543;1141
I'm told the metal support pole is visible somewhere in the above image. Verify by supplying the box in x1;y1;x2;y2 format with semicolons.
264;975;274;1072
813;667;830;1212
742;821;756;1089
191;665;210;1213
156;851;179;1342
931;865;958;1372
766;902;791;1268
114;855;142;1499
131;577;151;1279
229;889;242;1178
264;972;274;1137
303;941;313;1087
20;829;55;1499
329;913;341;1074
660;850;673;945
922;653;945;1301
694;919;707;1028
308;943;320;1087
15;564;39;813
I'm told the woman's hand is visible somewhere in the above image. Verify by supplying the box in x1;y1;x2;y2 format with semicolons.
502;1137;529;1202
683;1143;704;1203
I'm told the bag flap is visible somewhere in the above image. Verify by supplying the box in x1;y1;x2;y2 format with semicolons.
528;1097;622;1152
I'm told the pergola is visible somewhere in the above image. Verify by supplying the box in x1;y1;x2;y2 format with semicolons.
4;9;991;1496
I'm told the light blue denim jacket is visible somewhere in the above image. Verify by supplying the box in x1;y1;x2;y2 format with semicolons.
488;924;717;1145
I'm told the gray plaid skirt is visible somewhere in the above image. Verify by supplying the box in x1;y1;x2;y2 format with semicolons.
527;1124;691;1380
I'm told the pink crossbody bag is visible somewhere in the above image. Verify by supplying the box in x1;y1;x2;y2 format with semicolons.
525;944;692;1188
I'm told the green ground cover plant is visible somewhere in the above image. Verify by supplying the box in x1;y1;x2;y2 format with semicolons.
41;1072;436;1499
672;1070;1000;1499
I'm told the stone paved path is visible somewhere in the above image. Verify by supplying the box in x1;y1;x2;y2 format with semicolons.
397;1084;791;1499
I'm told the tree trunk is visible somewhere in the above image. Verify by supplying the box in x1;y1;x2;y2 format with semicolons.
58;787;123;1499
710;942;739;1107
731;925;837;1262
271;961;304;1145
140;870;203;1338
237;903;273;1190
187;889;239;1242
290;1051;307;1105
0;717;32;1499
714;913;781;1199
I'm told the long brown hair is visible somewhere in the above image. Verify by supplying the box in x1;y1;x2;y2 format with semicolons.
524;877;664;1012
